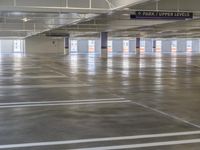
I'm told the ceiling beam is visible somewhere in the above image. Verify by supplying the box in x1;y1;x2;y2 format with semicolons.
0;6;109;14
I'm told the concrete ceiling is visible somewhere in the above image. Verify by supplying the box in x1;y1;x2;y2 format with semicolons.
0;0;149;38
0;0;200;38
47;0;200;39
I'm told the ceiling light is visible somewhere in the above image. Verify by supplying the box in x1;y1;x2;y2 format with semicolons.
122;14;130;16
124;8;130;10
22;17;30;22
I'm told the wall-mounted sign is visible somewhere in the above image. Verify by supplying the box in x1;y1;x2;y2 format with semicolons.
88;40;95;53
131;11;193;20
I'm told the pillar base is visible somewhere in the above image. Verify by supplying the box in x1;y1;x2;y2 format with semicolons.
64;48;69;55
136;48;140;54
101;48;108;58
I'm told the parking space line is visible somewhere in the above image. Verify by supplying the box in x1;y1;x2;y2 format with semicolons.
0;100;130;109
0;67;42;70
0;84;91;89
0;98;125;106
131;101;200;129
0;66;42;69
0;131;200;149
190;64;200;69
44;65;67;77
73;138;200;150
49;69;68;77
0;75;67;79
0;98;129;108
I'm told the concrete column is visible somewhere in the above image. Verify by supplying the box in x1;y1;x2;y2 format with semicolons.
136;37;140;54
101;32;108;58
153;39;156;53
64;37;69;55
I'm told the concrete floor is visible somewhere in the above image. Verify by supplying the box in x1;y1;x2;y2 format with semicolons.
0;53;200;149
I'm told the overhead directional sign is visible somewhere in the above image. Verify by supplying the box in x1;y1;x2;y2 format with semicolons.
131;11;193;20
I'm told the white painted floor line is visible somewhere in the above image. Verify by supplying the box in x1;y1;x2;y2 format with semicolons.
0;131;200;149
0;100;130;108
0;98;125;106
50;70;67;77
73;138;200;150
131;101;200;129
0;66;42;69
0;84;91;89
190;65;200;68
0;76;67;79
45;65;67;77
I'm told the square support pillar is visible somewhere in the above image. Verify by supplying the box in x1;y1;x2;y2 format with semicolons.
64;37;69;55
101;32;108;58
136;38;140;54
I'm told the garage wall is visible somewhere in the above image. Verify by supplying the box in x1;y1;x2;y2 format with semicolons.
162;39;172;53
25;36;64;54
75;38;200;54
70;39;101;54
70;38;136;54
0;39;25;53
145;38;153;53
111;39;136;54
177;39;187;52
129;39;136;54
192;39;200;52
112;39;123;54
0;40;13;53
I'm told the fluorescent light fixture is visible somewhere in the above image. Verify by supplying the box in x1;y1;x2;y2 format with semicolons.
123;8;130;10
122;14;130;16
22;17;30;22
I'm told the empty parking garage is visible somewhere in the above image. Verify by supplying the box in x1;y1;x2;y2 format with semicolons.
0;0;200;150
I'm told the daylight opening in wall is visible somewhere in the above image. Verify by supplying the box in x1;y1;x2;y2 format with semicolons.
0;39;25;54
140;40;145;55
187;40;192;53
123;40;129;56
70;40;78;54
108;40;113;57
171;40;177;55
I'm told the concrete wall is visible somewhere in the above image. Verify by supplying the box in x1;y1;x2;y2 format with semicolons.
70;39;101;54
112;39;123;54
129;39;136;54
112;39;136;54
144;38;153;53
177;39;187;52
25;36;64;54
0;40;25;53
69;38;136;54
0;40;13;53
162;39;172;53
25;37;200;55
161;38;200;53
192;39;200;52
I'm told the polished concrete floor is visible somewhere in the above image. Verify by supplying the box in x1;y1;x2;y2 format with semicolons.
0;53;200;149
